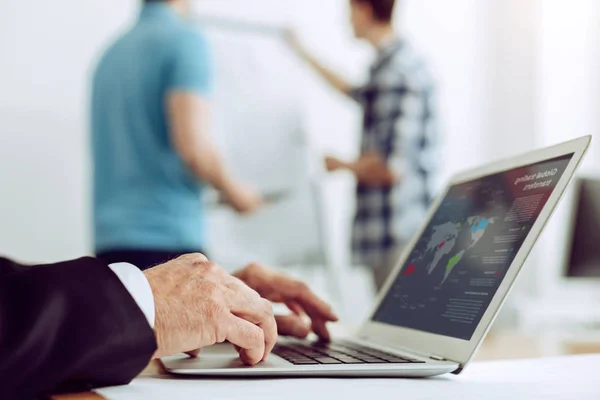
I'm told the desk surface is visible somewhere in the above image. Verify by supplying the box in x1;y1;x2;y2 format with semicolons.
96;354;600;400
54;332;600;400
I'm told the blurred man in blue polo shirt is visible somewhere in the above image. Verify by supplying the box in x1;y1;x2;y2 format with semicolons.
91;0;261;270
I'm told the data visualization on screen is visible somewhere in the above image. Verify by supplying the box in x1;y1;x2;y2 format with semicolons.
373;155;574;340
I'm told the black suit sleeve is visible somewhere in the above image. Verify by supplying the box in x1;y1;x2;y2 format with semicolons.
0;257;157;399
0;256;28;275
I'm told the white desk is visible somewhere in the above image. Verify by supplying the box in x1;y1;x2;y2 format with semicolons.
96;354;600;400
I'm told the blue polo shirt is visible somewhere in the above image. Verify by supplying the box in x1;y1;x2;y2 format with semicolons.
91;4;211;253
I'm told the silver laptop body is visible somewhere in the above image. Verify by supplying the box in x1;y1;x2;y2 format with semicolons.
163;136;591;378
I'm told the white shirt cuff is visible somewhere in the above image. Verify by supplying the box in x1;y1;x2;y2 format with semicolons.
109;262;155;328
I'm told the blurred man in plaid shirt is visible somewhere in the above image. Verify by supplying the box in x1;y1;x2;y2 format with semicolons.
289;0;438;291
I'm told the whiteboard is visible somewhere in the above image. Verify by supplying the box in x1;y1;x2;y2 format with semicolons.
193;15;326;268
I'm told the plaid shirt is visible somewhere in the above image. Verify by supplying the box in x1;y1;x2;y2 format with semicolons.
351;38;437;268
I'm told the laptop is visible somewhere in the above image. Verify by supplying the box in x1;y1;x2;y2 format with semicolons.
163;135;591;378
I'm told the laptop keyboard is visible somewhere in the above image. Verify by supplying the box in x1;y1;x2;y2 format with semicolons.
273;341;426;365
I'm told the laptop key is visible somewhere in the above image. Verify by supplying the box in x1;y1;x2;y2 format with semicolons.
315;357;343;364
340;351;376;359
290;360;319;365
382;358;412;363
322;351;348;358
305;353;326;358
335;356;365;364
358;357;388;364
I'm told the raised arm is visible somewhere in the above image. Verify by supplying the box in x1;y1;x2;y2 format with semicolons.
326;153;399;188
286;31;354;97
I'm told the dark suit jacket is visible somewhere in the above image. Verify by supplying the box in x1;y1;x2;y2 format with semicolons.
0;257;157;399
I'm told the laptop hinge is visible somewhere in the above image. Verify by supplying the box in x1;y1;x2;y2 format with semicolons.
430;354;447;361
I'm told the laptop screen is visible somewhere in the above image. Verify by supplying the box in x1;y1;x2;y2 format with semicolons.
372;154;574;340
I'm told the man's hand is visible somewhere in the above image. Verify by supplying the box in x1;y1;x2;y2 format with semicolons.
234;263;339;341
223;183;263;214
325;153;399;188
353;153;385;181
352;152;399;188
144;254;277;365
325;155;349;172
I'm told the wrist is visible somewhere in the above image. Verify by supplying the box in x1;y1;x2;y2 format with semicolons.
143;270;162;359
215;175;239;198
151;303;165;359
345;161;359;174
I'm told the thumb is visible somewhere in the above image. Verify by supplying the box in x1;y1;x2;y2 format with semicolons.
276;315;311;339
186;349;202;358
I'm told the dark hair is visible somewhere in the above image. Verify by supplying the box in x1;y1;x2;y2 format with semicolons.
352;0;397;22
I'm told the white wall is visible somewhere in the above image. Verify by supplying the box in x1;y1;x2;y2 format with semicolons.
0;0;137;263
402;0;490;180
484;0;538;158
535;0;600;298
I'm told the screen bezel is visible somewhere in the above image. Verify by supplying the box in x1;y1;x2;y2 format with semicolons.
357;135;591;372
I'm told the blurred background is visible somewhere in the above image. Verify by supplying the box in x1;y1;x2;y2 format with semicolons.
1;0;600;357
